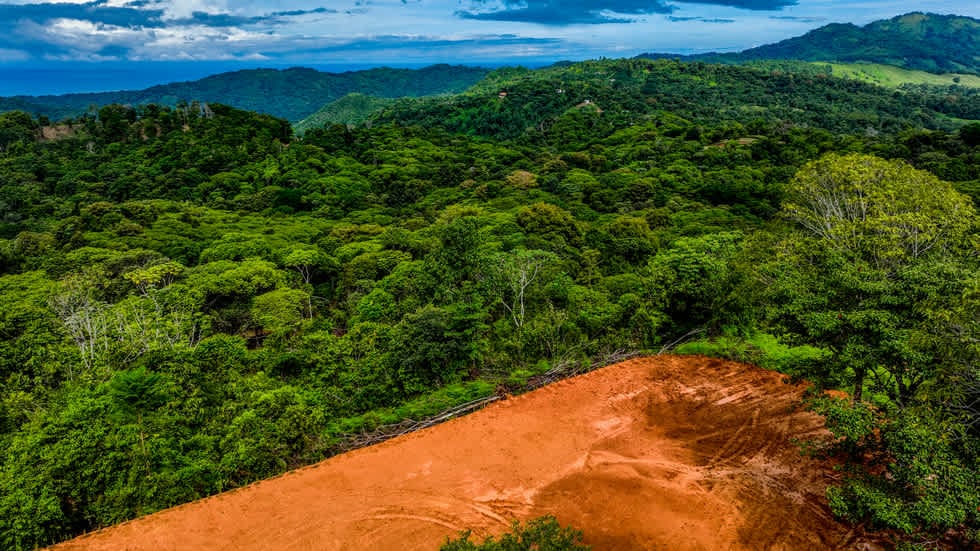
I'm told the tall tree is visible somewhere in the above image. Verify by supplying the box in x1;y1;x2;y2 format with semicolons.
768;153;976;402
752;153;980;539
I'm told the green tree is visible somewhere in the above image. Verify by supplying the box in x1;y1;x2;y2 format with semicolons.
389;303;486;395
251;288;311;340
282;247;324;286
782;153;974;272
106;367;169;471
648;231;743;336
771;153;976;402
754;153;980;540
0;111;36;153
783;154;976;401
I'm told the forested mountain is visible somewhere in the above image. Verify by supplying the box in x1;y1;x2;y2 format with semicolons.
641;12;980;75
0;64;489;123
0;56;978;549
372;59;980;140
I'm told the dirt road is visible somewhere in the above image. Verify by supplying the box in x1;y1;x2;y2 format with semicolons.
52;355;866;550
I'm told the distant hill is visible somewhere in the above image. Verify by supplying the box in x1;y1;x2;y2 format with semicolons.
0;64;489;123
294;93;396;133
640;12;980;75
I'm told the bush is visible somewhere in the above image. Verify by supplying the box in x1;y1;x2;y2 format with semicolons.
441;515;590;551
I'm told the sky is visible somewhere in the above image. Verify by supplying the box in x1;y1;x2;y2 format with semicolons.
0;0;978;95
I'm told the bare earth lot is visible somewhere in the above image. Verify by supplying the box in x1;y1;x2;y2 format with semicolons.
52;355;871;550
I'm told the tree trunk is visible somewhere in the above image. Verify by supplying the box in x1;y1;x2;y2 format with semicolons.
852;368;865;404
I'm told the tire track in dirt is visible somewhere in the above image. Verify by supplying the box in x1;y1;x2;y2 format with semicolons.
50;356;876;551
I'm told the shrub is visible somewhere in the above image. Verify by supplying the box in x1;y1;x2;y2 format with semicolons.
441;515;590;551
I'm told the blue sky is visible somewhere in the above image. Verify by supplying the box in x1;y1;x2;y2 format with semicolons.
0;0;978;94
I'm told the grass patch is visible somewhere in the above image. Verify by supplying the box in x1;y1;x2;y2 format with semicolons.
812;62;980;89
675;332;830;378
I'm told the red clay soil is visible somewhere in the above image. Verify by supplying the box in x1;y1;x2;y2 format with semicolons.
51;355;873;550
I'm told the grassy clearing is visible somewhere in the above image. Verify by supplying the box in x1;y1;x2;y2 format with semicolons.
812;62;980;89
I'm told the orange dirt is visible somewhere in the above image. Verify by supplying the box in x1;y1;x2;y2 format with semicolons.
51;355;873;550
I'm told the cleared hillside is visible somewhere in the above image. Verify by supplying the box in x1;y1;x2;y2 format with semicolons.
50;356;873;551
813;62;980;88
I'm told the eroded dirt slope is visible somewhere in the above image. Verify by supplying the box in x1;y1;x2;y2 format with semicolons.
52;356;868;550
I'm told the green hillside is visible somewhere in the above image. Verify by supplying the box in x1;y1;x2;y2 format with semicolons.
737;13;980;74
733;59;980;89
803;62;980;89
641;12;980;75
0;64;489;123
369;58;980;141
294;93;396;133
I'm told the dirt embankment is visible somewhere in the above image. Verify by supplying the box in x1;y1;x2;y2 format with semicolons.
51;355;872;550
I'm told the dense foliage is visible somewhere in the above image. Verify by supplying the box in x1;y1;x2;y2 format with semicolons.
0;64;489;123
0;57;978;549
373;59;980;142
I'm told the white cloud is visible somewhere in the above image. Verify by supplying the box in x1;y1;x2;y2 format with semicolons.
0;47;30;60
0;0;91;4
158;0;228;19
20;18;143;50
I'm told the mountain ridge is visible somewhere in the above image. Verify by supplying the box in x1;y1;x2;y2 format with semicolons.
639;12;980;75
0;64;490;123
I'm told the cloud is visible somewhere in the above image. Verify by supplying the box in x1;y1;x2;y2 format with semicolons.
0;47;30;61
768;15;826;23
667;15;735;23
310;34;563;53
0;1;347;61
233;33;568;63
674;0;797;10
0;0;567;65
175;8;336;28
136;0;228;20
457;0;673;25
0;1;168;28
269;8;333;18
0;1;336;29
456;0;796;25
